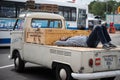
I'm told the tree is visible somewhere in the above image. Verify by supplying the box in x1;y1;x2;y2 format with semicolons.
89;1;105;19
88;0;118;19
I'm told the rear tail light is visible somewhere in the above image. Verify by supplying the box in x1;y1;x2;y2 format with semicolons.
89;58;93;67
95;58;101;66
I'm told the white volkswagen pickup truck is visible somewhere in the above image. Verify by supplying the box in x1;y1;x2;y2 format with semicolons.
9;11;120;80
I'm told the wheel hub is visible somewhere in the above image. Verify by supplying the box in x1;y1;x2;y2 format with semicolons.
15;58;19;66
59;68;67;80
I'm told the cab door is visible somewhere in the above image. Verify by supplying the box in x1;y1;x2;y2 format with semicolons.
11;19;24;51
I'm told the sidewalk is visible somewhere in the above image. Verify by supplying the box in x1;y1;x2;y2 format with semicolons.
109;31;120;46
109;31;120;34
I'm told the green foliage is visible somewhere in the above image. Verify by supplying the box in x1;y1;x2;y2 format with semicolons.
89;0;120;19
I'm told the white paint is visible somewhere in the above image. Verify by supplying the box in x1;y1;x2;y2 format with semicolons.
0;64;14;69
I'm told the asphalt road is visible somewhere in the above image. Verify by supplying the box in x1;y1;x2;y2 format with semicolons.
0;48;56;80
0;32;120;80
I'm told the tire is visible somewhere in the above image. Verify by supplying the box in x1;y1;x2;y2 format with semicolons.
55;64;74;80
14;52;25;72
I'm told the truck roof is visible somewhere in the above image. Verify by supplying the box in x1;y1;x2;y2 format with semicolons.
19;12;65;19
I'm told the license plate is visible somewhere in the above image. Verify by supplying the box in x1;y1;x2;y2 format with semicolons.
103;55;116;69
104;56;113;66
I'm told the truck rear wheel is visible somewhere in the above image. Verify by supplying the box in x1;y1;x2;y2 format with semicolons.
14;52;25;72
55;64;74;80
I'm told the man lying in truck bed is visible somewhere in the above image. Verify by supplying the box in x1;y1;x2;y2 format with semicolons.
55;22;116;50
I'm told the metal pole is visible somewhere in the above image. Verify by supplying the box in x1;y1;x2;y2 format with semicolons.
112;0;114;23
113;0;116;26
106;1;108;14
104;0;108;14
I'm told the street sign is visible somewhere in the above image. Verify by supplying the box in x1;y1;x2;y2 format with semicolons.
117;6;120;14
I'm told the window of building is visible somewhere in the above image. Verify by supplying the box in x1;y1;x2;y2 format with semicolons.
59;6;76;21
71;9;76;21
0;1;25;18
77;9;87;29
1;6;16;18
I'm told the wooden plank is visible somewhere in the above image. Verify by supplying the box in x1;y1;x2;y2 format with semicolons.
25;28;90;45
40;4;58;12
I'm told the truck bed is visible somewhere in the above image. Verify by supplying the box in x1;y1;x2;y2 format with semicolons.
50;45;120;51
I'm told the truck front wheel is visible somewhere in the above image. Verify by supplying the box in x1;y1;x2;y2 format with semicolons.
14;52;25;72
55;64;74;80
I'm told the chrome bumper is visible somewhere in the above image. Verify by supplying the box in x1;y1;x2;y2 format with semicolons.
71;70;120;79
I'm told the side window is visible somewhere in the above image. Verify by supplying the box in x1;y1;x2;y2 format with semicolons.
71;9;76;21
31;19;62;28
14;19;24;30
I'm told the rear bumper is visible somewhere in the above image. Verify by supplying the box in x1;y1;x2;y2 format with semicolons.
71;70;120;79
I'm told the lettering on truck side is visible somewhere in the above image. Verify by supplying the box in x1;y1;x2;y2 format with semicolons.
50;49;71;56
12;37;22;43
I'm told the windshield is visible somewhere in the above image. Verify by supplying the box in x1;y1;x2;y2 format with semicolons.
13;19;24;30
